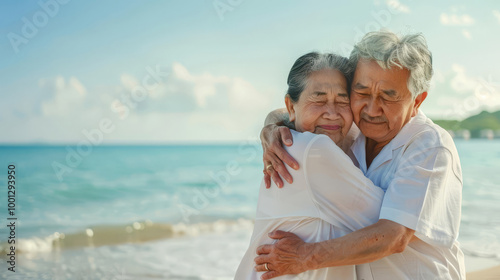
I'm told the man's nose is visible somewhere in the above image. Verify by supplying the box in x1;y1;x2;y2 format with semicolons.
364;97;383;116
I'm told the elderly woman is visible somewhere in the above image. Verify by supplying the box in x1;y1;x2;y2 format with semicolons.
234;52;384;279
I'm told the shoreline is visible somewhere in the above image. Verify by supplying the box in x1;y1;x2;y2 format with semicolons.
464;254;500;272
467;265;500;280
465;254;500;280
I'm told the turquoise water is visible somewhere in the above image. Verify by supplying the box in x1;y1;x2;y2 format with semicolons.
455;140;500;259
0;140;499;279
0;143;262;238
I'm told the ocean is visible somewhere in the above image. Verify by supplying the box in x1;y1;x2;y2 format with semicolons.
0;139;499;279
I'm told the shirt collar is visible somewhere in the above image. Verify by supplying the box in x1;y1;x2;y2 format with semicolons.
350;110;428;173
351;134;368;173
386;110;428;151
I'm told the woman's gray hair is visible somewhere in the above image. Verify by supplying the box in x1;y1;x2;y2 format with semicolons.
287;52;353;102
349;30;433;99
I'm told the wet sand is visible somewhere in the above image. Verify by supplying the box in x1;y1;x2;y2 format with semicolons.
467;265;500;280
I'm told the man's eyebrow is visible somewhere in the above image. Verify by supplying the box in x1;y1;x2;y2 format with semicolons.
353;83;368;90
313;91;327;96
382;89;397;96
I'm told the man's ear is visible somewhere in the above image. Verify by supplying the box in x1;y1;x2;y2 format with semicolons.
412;92;427;117
285;95;296;122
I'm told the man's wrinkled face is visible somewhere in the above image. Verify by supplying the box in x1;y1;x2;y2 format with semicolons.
350;58;425;144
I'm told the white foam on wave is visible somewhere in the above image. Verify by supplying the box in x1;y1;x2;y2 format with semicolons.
0;232;62;255
119;220;255;279
0;218;256;279
0;218;255;256
462;247;500;259
170;218;254;237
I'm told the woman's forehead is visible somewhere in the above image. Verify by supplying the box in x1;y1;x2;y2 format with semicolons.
306;78;347;94
307;69;346;86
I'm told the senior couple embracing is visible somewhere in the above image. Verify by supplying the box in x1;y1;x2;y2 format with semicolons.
235;30;465;280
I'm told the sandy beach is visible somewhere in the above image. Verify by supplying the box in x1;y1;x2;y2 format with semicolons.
467;265;500;280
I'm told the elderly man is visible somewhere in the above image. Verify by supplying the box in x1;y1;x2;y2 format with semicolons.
255;31;465;279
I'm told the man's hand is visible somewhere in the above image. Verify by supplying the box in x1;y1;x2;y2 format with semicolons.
254;230;314;279
255;220;416;280
260;123;298;188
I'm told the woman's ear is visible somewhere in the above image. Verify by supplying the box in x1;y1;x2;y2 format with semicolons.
285;95;296;122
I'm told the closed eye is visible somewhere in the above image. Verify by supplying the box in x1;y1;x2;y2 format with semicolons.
354;91;370;96
336;98;350;105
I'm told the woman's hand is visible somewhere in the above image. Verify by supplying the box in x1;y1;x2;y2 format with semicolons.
260;124;299;188
254;230;315;279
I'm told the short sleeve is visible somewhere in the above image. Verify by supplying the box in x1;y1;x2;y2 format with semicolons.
304;135;384;231
379;144;463;248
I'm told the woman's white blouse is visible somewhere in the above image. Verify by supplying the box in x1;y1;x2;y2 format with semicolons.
235;130;384;279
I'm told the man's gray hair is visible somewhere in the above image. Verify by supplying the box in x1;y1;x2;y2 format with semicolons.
349;30;433;99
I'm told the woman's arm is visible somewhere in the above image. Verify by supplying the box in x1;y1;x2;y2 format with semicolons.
263;108;289;126
261;108;298;188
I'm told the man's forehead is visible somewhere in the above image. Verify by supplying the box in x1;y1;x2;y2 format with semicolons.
353;59;410;87
355;58;409;74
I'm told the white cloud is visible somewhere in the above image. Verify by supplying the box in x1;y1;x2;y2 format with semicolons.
424;65;500;120
137;62;270;114
493;10;500;23
450;64;479;92
1;63;275;143
120;73;139;90
40;76;88;117
462;29;472;40
386;0;410;13
108;111;264;143
440;13;475;26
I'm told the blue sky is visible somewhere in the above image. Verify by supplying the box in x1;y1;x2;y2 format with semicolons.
1;0;499;144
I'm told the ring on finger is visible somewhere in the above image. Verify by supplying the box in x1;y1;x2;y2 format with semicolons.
266;164;273;170
265;263;270;271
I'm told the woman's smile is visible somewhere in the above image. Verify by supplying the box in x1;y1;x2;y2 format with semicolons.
317;125;341;130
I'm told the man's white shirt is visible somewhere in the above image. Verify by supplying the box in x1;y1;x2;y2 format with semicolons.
350;110;466;279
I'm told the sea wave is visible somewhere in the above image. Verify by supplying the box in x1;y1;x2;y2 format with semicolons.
462;247;500;259
0;218;254;255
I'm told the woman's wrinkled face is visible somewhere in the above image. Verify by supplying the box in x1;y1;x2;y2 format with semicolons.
285;69;353;146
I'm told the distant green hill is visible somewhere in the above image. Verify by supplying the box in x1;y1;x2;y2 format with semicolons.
432;110;500;138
